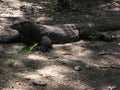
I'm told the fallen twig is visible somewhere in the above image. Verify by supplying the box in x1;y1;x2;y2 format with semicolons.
99;66;120;69
98;50;111;55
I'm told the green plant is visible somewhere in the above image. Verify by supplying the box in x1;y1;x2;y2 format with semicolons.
22;43;39;55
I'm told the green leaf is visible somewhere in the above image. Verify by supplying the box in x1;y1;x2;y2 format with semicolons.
22;43;39;55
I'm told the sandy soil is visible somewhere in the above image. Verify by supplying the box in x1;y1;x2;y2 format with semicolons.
0;0;120;90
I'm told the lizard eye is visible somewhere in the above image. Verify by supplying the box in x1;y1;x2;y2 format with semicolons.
20;21;29;25
19;21;26;25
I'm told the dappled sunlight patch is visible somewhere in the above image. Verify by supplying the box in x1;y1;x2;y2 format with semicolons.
118;42;120;45
0;9;24;17
15;68;93;90
0;0;46;17
17;73;42;80
70;45;85;53
53;42;92;58
10;44;24;50
74;58;97;67
4;49;18;54
61;55;79;60
96;54;120;65
54;50;68;55
36;65;94;89
0;0;24;17
27;54;48;61
105;55;120;65
0;18;9;27
52;44;73;56
53;43;72;51
37;65;73;82
36;16;52;22
75;50;94;57
100;2;120;11
3;78;34;90
97;59;111;65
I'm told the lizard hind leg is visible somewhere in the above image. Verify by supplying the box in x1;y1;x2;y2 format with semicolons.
79;29;116;42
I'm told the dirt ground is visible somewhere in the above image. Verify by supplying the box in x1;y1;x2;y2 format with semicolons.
0;0;120;90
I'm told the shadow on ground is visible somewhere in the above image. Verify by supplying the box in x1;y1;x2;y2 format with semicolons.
0;0;120;90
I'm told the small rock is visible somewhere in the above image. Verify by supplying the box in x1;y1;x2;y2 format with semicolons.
74;66;82;71
18;83;22;85
25;77;31;81
32;80;47;86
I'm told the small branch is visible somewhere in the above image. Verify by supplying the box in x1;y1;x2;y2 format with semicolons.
98;51;111;55
99;66;120;69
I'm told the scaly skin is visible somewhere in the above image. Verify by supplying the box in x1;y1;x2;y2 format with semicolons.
0;19;117;52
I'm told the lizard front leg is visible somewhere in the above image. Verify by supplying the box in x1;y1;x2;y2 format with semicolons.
36;36;52;52
0;34;21;43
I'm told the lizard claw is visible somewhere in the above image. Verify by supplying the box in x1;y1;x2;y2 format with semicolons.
36;46;50;52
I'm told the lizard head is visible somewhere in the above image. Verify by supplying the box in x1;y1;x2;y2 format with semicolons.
10;18;40;34
10;19;29;31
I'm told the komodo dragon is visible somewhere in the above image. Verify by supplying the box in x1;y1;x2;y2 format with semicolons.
0;19;119;52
